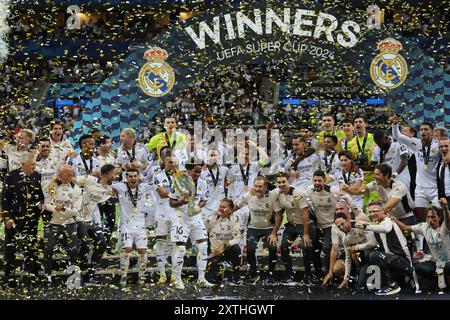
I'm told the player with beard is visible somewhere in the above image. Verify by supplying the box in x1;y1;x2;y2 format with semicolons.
205;198;242;285
177;131;207;168
346;164;416;230
36;138;61;224
169;164;213;289
391;114;441;260
227;142;268;253
347;115;376;199
333;212;378;289
283;136;321;190
303;171;357;280
273;173;311;285
95;135;118;252
113;169;154;286
322;200;369;286
96;135;116;167
152;152;178;284
232;176;283;284
36;138;59;190
67;134;101;177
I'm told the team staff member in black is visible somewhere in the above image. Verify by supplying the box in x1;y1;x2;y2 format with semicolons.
1;153;45;288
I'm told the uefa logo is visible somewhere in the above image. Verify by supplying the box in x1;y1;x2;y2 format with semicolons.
138;47;175;97
370;38;408;90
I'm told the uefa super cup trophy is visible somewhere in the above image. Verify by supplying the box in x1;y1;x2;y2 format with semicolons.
172;171;201;216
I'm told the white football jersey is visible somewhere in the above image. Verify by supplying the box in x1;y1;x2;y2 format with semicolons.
36;156;60;194
67;154;101;177
115;143;149;179
76;175;112;223
227;162;261;202
113;182;154;232
392;124;440;188
201;165;228;213
285;152;322;189
319;150;341;186
372;138;410;186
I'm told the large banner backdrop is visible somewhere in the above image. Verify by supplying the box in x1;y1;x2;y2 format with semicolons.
71;0;449;146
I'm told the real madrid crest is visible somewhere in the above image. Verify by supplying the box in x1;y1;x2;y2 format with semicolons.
138;47;175;97
370;38;408;90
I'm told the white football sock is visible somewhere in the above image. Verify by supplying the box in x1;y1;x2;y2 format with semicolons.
120;252;131;278
137;253;148;279
172;245;186;281
155;239;167;277
196;241;208;281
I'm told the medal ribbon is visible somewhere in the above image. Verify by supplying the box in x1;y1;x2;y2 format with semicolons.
422;142;431;167
239;164;250;186
80;154;93;174
125;143;136;162
356;133;368;156
324;152;336;174
127;184;139;208
208;165;220;187
165;132;176;149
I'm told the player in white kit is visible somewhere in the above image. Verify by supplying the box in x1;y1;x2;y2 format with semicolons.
113;169;154;286
391;115;441;260
201;149;229;220
169;164;213;289
67;134;101;177
283;136;321;190
152;152;178;284
371;130;410;189
319;135;341;187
